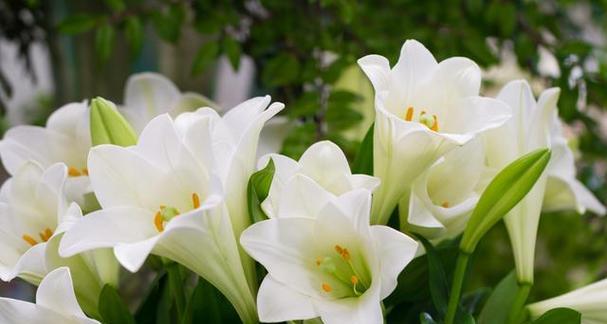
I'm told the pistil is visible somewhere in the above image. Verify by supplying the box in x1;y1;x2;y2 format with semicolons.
403;106;439;131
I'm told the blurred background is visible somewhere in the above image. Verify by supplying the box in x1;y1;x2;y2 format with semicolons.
1;0;607;307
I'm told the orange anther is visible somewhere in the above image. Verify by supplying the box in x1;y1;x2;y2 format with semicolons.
430;115;439;132
39;228;53;242
322;283;332;293
22;234;38;246
192;193;201;209
405;106;414;121
351;275;359;285
154;211;164;232
68;167;82;177
82;168;89;176
441;201;449;208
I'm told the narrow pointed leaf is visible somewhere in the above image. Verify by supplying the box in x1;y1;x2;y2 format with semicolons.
460;148;551;253
478;271;518;324
247;159;275;223
98;284;136;324
415;234;449;317
352;124;374;175
90;97;137;147
531;308;580;324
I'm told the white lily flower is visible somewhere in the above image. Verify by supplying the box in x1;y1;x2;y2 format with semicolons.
259;140;380;219
121;72;217;132
527;277;607;324
401;138;491;242
358;39;511;225
0;102;92;206
0;267;99;324
58;113;259;323
482;80;558;283
542;115;606;215
241;189;418;324
0;161;118;316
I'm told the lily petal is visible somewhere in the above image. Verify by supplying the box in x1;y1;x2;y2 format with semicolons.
257;275;318;322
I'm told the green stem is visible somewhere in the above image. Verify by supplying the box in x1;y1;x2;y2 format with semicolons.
507;282;532;324
445;252;470;324
167;264;186;321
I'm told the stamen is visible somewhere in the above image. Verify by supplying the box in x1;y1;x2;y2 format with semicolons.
38;228;53;242
316;257;322;267
405;106;414;121
322;283;332;293
351;275;359;285
334;245;343;254
441;202;449;208
22;234;38;246
430;115;439;131
192;193;201;209
68;167;82;177
154;211;164;232
82;168;89;176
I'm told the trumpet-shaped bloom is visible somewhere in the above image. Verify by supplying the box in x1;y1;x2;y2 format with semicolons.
241;189;418;324
527;278;607;324
400;138;491;241
358;39;511;225
0;267;99;324
482;80;558;283
59;113;261;324
542;115;605;215
0;102;92;205
259;140;379;219
0;161;117;316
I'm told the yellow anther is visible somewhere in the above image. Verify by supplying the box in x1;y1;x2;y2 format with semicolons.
154;211;164;232
441;201;449;208
322;283;332;293
38;228;53;242
192;193;201;209
22;234;38;246
351;275;359;285
82;168;89;176
68;167;82;177
405;106;414;121
430;115;439;132
316;257;322;267
334;245;343;254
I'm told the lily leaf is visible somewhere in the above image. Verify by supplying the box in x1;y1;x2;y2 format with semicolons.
531;308;581;324
352;124;373;175
98;284;135;324
247;159;275;223
460;148;551;253
90;97;137;147
478;271;518;324
415;234;450;317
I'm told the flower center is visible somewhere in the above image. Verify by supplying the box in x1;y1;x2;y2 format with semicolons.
22;227;54;246
404;106;439;131
153;193;201;232
68;166;88;177
315;244;371;298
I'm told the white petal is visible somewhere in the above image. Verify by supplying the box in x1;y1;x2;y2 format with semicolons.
11;243;47;284
299;141;352;194
46;102;91;152
275;174;334;219
0;297;85;324
392;40;438;90
432;57;481;99
257;117;291;158
369;226;418;298
240;217;318;296
134;114;182;169
114;237;160;272
36;267;86;318
257;275;318;322
59;207;156;257
123;72;180;131
315;290;383;324
87;145;165;209
357;54;392;91
321;189;372;232
348;174;380;192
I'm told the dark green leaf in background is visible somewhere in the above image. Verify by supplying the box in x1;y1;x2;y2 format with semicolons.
98;284;136;324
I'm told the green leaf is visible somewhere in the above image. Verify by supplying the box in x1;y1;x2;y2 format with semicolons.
167;263;187;320
98;284;135;324
460;148;551;253
352;124;373;175
124;17;143;57
262;53;300;87
134;272;168;324
416;235;450;317
103;0;125;11
531;308;581;324
90;97;138;147
478;271;518;324
192;42;220;75
95;24;115;63
182;277;240;324
247;159;275;224
223;37;241;71
57;14;99;34
151;4;185;42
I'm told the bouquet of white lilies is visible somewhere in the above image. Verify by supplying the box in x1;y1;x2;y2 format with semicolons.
0;39;604;324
